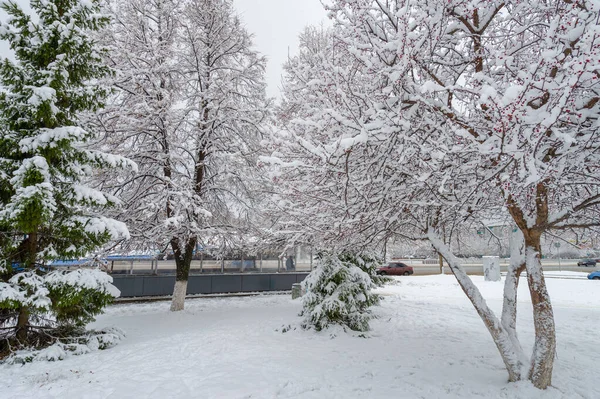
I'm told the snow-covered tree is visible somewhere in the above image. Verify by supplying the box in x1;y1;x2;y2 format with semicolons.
267;25;394;251
272;0;600;389
99;0;270;311
0;0;132;345
337;0;599;388
301;251;382;332
96;0;185;248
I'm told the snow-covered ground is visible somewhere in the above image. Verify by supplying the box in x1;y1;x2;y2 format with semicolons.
3;275;599;399
524;271;595;279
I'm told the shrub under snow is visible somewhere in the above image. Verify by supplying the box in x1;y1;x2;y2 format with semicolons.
300;252;383;332
0;268;118;361
3;327;124;365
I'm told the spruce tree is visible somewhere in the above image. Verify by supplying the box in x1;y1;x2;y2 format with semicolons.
300;252;383;332
0;0;132;344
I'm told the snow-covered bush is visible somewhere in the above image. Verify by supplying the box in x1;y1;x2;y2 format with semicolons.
0;268;117;359
300;252;381;332
3;327;124;365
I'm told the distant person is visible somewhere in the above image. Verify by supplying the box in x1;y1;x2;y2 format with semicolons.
286;256;295;271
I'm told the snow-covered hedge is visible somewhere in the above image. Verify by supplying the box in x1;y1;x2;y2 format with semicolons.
300;252;383;332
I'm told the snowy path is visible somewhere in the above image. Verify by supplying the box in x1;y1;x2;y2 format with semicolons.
2;275;599;399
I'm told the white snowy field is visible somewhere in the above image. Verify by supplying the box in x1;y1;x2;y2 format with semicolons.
2;275;600;399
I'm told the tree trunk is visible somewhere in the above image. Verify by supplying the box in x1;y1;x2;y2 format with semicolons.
16;306;29;343
171;280;188;312
428;231;525;381
506;188;557;389
500;229;527;376
169;237;197;312
524;231;556;389
14;232;38;343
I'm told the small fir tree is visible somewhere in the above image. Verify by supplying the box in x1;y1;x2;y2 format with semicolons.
0;0;132;349
300;251;382;332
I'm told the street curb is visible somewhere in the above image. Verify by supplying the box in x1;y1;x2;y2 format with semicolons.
112;290;291;304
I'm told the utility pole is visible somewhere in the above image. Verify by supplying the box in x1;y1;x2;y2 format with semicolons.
554;242;561;272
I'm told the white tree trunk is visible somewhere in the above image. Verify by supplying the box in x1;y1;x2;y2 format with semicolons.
170;280;188;312
501;263;527;369
428;231;525;382
501;229;527;372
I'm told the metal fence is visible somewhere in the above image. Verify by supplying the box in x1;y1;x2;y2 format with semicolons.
112;272;309;297
107;254;314;275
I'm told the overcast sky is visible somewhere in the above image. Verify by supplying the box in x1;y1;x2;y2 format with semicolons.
0;0;328;98
233;0;328;98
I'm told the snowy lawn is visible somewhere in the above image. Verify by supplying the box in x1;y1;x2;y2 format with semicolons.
2;275;600;399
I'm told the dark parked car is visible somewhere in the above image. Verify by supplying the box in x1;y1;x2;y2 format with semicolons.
578;259;597;267
376;263;414;276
